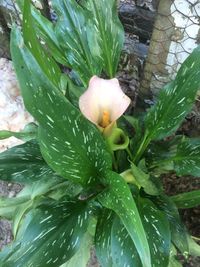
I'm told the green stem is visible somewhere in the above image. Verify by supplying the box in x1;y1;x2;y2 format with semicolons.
112;152;118;172
126;147;133;161
133;132;151;164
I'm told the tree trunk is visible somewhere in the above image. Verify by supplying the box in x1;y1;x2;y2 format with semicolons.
139;0;200;100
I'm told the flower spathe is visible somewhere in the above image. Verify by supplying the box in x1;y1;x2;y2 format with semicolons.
79;76;131;129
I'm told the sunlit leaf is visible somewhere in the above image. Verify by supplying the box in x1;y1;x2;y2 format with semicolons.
30;0;124;84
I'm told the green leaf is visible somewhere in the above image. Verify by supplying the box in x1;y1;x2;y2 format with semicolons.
149;194;189;255
60;231;93;267
32;8;69;66
123;115;143;147
0;199;93;267
138;197;171;267
95;209;114;266
95;209;142;267
109;197;171;267
11;26;112;186
95;196;171;267
146;136;182;166
0;123;38;141
0;177;80;237
0;196;31;220
97;171;151;267
52;0;102;85
187;235;200;257
168;245;183;267
0;141;60;184
171;190;200;209
85;0;124;77
145;45;200;141
23;0;62;88
32;0;124;83
174;138;200;176
111;215;142;267
131;162;160;195
149;137;200;177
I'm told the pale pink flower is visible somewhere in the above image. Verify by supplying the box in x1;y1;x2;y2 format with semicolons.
79;76;131;128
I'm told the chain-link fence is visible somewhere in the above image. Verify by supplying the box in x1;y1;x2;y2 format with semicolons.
0;0;200;99
140;0;200;99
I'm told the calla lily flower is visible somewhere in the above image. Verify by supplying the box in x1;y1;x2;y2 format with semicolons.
79;76;131;129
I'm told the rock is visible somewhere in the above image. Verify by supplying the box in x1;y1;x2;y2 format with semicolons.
0;58;33;152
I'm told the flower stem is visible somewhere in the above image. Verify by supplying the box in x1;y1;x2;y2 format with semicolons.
133;132;151;164
126;147;133;161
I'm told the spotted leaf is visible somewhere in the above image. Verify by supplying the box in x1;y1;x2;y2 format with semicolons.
149;137;200;177
111;216;142;267
52;0;102;85
95;209;114;266
61;230;93;267
173;138;200;177
110;205;170;267
95;209;142;267
145;45;200;141
0;141;60;184
0;199;93;267
138;197;171;267
23;0;61;88
95;197;170;267
11;27;112;186
149;194;188;255
97;171;151;267
85;0;124;77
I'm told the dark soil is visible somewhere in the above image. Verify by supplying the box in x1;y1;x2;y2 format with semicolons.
0;181;22;250
162;174;200;267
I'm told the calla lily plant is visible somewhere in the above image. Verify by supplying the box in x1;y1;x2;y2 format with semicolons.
0;1;200;267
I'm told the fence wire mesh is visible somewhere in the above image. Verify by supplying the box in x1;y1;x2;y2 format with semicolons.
140;0;200;99
0;0;199;99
